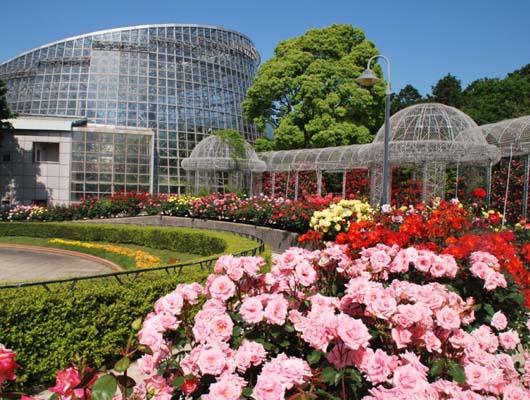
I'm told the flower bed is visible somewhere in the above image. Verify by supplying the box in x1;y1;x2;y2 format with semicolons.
1;198;529;399
48;238;161;269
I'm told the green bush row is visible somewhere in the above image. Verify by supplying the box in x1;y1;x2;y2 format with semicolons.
0;268;210;392
0;222;226;256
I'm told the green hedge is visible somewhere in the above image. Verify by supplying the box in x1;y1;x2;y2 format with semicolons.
0;271;208;392
0;222;226;256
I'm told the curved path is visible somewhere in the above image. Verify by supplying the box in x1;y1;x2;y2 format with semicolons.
0;244;121;283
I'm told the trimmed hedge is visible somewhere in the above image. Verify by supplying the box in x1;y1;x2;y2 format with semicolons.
0;222;226;256
0;272;201;392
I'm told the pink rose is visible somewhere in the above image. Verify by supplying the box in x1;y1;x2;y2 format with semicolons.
252;375;285;400
464;363;489;391
294;262;318;286
209;313;234;342
197;347;228;376
436;306;461;330
391;327;412;349
392;365;427;393
449;329;470;349
400;351;428;377
176;282;203;305
503;384;530;400
327;344;356;369
137;354;157;375
138;322;164;354
337;314;371;350
368;294;397;320
154;291;184;315
207;275;236;302
415;250;434;272
144;375;173;400
204;376;243;400
48;367;82;397
362;349;398;384
491;311;508;330
470;261;489;280
264;295;288;325
499;330;521;350
369;250;391;272
484;270;507;290
240;296;264;323
423;331;442;353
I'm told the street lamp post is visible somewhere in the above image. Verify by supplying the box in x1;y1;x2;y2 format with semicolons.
355;55;391;206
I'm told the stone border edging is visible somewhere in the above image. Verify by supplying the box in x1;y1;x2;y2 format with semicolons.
0;244;122;272
84;215;301;253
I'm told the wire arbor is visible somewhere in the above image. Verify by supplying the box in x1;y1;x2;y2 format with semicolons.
361;103;501;203
183;104;530;212
258;103;500;204
467;115;530;220
181;134;266;195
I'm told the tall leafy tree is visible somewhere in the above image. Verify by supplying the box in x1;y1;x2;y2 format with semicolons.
0;79;14;129
390;84;424;114
429;73;463;108
461;63;530;124
244;24;385;150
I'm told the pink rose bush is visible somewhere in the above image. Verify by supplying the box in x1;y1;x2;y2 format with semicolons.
125;243;530;399
5;230;530;399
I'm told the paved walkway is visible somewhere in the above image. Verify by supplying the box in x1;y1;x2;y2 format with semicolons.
0;244;120;283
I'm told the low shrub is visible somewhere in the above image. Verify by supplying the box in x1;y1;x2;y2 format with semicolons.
0;268;209;391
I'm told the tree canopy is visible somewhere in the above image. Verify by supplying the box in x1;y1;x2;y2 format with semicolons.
428;73;463;108
390;84;424;115
243;24;385;151
461;65;530;124
0;79;14;129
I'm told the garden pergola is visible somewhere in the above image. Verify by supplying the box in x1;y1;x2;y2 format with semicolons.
466;115;530;220
258;103;500;203
181;134;267;195
182;104;530;211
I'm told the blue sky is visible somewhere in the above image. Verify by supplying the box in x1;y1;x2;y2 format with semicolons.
2;0;529;95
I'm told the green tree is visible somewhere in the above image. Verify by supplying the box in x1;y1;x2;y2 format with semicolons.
243;24;385;150
429;73;463;108
0;79;14;129
461;63;530;124
390;84;424;114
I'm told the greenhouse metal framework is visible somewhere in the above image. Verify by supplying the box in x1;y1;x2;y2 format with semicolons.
182;104;530;215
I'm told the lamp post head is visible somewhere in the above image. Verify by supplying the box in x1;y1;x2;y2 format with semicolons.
355;68;380;87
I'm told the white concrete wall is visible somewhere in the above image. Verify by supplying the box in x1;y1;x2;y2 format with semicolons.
0;131;71;205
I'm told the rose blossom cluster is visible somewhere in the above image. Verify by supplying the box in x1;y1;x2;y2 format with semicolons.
346;244;460;280
469;251;508;290
0;344;19;388
133;243;530;399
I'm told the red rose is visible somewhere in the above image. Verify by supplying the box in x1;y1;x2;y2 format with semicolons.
0;345;19;385
472;188;487;199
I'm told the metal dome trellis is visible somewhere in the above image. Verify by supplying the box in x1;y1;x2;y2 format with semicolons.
468;115;530;221
256;103;500;204
360;103;501;203
181;135;266;195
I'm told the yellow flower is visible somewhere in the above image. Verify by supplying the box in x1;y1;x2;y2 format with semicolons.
48;239;160;268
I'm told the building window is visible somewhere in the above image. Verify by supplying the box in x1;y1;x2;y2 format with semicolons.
2;153;10;162
33;142;60;162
